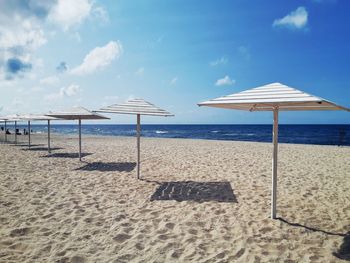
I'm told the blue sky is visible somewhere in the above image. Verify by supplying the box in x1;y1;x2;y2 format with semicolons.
0;0;349;124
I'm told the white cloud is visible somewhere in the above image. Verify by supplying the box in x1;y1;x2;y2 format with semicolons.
48;0;109;31
61;84;81;96
48;0;92;31
45;84;81;101
0;17;47;52
0;0;109;81
273;7;308;30
215;75;235;86
170;77;178;85
210;57;228;66
0;15;47;80
40;75;59;85
135;67;144;76
71;41;123;75
0;2;49;80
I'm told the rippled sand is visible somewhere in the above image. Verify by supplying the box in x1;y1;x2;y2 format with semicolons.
0;133;349;262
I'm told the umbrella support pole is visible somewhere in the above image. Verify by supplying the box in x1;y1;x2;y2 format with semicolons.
28;121;31;148
48;120;51;153
4;120;7;143
79;119;82;161
13;121;16;144
137;114;141;179
271;107;279;219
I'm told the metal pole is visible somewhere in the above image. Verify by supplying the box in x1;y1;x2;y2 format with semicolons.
136;114;141;179
48;120;51;153
79;119;82;161
28;120;31;148
271;107;279;219
4;120;7;143
15;121;17;144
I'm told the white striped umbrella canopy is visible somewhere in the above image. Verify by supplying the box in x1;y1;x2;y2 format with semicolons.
97;98;174;179
46;106;109;120
99;98;174;116
198;82;350;219
46;106;109;161
2;114;22;121
198;82;350;111
20;114;59;121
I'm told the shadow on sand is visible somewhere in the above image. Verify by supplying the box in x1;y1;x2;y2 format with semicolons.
42;152;93;158
22;147;63;152
334;233;350;261
76;162;136;172
9;144;44;147
150;181;237;203
277;217;350;261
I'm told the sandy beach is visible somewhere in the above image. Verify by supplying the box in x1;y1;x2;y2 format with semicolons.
0;133;349;262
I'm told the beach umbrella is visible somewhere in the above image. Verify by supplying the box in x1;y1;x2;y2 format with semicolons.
2;114;21;144
0;115;21;143
97;98;174;179
46;106;109;161
20;114;61;152
198;82;350;219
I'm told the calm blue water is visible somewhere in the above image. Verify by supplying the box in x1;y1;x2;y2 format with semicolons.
7;124;350;146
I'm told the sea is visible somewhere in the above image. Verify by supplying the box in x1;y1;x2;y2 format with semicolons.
6;124;350;146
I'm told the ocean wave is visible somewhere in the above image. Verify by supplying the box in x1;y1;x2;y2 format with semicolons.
211;130;219;133
156;130;168;134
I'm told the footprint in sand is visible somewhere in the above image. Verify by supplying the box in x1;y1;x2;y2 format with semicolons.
216;251;227;259
165;223;175;230
171;249;183;259
9;227;32;237
83;217;93;223
158;234;169;240
234;248;245;259
113;234;131;243
188;229;198;235
135;243;144;250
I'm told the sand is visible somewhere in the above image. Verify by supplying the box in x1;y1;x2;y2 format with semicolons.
0;133;349;263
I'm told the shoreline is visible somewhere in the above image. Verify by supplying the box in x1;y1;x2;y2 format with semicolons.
2;132;349;148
